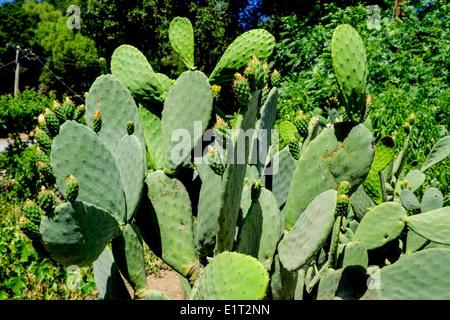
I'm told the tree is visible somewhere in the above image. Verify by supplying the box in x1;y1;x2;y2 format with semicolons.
23;0;99;99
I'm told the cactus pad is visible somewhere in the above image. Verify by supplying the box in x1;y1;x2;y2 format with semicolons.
40;201;120;267
278;189;338;271
169;17;195;70
379;248;450;299
190;251;269;300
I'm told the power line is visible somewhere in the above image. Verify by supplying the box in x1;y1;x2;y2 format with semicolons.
34;54;85;104
0;59;17;70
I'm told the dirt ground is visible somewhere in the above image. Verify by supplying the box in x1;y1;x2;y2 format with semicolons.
146;269;186;300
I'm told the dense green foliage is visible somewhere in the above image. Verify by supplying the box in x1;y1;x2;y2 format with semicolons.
274;0;449;195
0;87;55;137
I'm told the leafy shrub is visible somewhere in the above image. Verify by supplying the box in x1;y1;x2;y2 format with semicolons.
0;196;96;300
0;87;56;137
0;141;41;200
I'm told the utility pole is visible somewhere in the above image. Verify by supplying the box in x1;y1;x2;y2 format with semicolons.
7;43;20;96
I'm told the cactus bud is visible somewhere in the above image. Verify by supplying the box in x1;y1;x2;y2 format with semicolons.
44;108;61;137
93;109;102;133
63;100;75;120
335;194;349;217
249;180;262;202
270;69;281;87
127;121;135;135
99;57;108;75
37;161;54;182
73;105;86;122
207;146;224;176
233;73;251;106
38;186;54;214
288;136;300;160
19;216;41;241
35;128;52;152
52;100;67;123
65;175;80;203
294;111;310;139
23;199;42;226
337;181;351;196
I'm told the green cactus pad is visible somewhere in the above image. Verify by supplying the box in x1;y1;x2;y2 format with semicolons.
139;102;164;170
190;251;270;300
420;136;450;172
331;24;368;123
111;44;166;103
195;167;223;263
284;123;374;230
265;147;296;208
363;136;395;204
93;246;132;300
141;170;198;281
111;223;147;292
51;121;126;224
115;135;145;222
85;74;147;165
421;187;443;212
405;207;450;245
278;189;338;271
379;248;450;299
40;201;120;267
169;17;195;70
353;202;407;250
209;29;275;85
269;254;298;300
236;186;281;270
161;70;213;175
250;87;278;173
341;241;368;269
214;89;260;254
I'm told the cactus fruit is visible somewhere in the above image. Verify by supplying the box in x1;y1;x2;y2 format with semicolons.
19;216;41;241
207;146;224;176
73;105;85;122
233;73;252;106
271;69;281;87
126;121;135;135
249;180;262;202
93;109;102;133
99;57;108;75
37;161;54;182
38;186;54;213
52;101;67;123
294;111;310;139
43;108;60;137
288;136;300;160
35;128;52;151
64;175;80;203
335;194;350;217
23;199;42;226
63;99;75;120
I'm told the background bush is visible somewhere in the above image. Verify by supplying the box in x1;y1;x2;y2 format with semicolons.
0;87;55;138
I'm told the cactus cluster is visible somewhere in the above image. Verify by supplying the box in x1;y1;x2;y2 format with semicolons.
21;21;450;300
